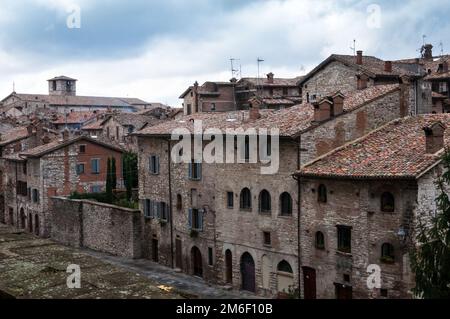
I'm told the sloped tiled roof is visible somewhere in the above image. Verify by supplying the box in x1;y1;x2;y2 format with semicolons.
299;54;417;85
0;127;30;146
239;76;302;87
19;136;123;158
51;111;102;125
297;114;450;179
137;84;399;138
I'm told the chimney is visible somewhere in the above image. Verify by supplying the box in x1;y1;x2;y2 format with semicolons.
27;124;34;135
422;44;433;60
423;122;445;154
384;61;392;73
249;98;262;120
332;92;345;116
62;129;70;141
313;98;332;122
443;61;449;73
42;135;51;144
356;50;363;65
266;72;274;84
357;74;368;90
230;77;237;83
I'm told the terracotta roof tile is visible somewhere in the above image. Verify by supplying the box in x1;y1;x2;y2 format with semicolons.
298;114;450;179
137;84;399;138
0;126;30;146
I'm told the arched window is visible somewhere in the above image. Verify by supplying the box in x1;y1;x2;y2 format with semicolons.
315;231;325;249
318;184;327;203
176;194;182;211
259;190;271;213
277;260;293;273
280;192;292;216
381;192;395;212
381;243;395;262
240;188;252;210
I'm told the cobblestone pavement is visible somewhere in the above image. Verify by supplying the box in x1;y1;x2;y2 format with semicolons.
0;223;181;299
83;249;260;299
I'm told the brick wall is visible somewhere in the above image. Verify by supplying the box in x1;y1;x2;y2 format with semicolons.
51;196;142;258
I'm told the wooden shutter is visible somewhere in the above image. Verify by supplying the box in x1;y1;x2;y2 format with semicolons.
188;208;192;229
156;157;160;174
188;162;192;179
198;209;204;231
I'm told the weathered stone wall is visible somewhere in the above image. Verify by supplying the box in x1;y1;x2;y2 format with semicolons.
299;178;416;299
51;196;142;258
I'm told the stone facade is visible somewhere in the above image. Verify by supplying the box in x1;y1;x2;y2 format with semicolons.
51;196;142;258
3;138;123;238
299;178;416;299
136;85;407;297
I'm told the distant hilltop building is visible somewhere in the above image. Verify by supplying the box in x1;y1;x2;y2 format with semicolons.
0;76;168;115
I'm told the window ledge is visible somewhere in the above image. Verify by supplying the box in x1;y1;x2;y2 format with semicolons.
259;211;272;216
240;208;252;212
278;214;293;218
336;250;352;257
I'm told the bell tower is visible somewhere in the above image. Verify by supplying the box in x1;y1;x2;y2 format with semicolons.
48;76;77;96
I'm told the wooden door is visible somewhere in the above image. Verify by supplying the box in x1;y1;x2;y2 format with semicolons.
303;267;317;299
175;239;182;269
152;239;159;262
241;253;255;292
225;250;233;284
335;284;352;299
191;246;203;277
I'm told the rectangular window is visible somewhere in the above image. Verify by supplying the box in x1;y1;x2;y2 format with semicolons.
149;155;160;174
32;189;40;203
91;185;102;193
188;162;202;180
23;162;27;175
226;192;234;208
76;163;85;175
337;225;352;253
144;199;153;218
188;208;204;231
263;231;271;246
208;247;213;266
283;87;289;96
79;145;86;153
91;159;100;174
116;126;119;139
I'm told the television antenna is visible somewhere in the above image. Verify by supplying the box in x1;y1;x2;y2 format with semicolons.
350;39;356;56
230;58;241;79
439;41;444;56
257;57;264;97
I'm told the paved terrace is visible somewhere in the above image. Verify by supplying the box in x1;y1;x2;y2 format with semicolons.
0;223;256;299
0;223;181;299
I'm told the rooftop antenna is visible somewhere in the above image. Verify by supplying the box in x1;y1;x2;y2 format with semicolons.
350;39;356;56
257;57;264;97
422;34;427;46
12;81;15;93
439;41;444;56
230;58;240;79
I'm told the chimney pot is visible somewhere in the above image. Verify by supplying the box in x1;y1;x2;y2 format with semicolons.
357;74;368;90
356;50;363;65
249;98;262;120
266;72;274;84
384;61;392;73
62;129;70;141
314;99;332;122
422;44;433;60
332;93;345;116
424;122;445;154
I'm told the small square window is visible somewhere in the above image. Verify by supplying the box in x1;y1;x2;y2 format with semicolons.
226;192;234;208
79;145;86;153
263;232;271;246
380;289;388;298
337;225;352;253
343;274;350;282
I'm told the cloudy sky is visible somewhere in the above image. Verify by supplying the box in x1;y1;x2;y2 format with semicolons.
0;0;449;106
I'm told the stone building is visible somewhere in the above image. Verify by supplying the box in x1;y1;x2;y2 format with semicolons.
299;50;431;115
0;76;152;115
2;134;123;237
295;114;450;299
180;74;302;116
134;83;407;297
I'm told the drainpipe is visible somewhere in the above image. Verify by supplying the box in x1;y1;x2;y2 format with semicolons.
167;139;174;268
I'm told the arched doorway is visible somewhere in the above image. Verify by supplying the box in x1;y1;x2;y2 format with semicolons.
240;252;255;292
34;214;39;236
277;260;294;294
225;249;232;284
28;213;33;233
20;208;26;229
191;246;203;277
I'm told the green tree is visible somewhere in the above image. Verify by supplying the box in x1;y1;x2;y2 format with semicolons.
411;149;450;298
123;151;138;201
111;157;117;190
